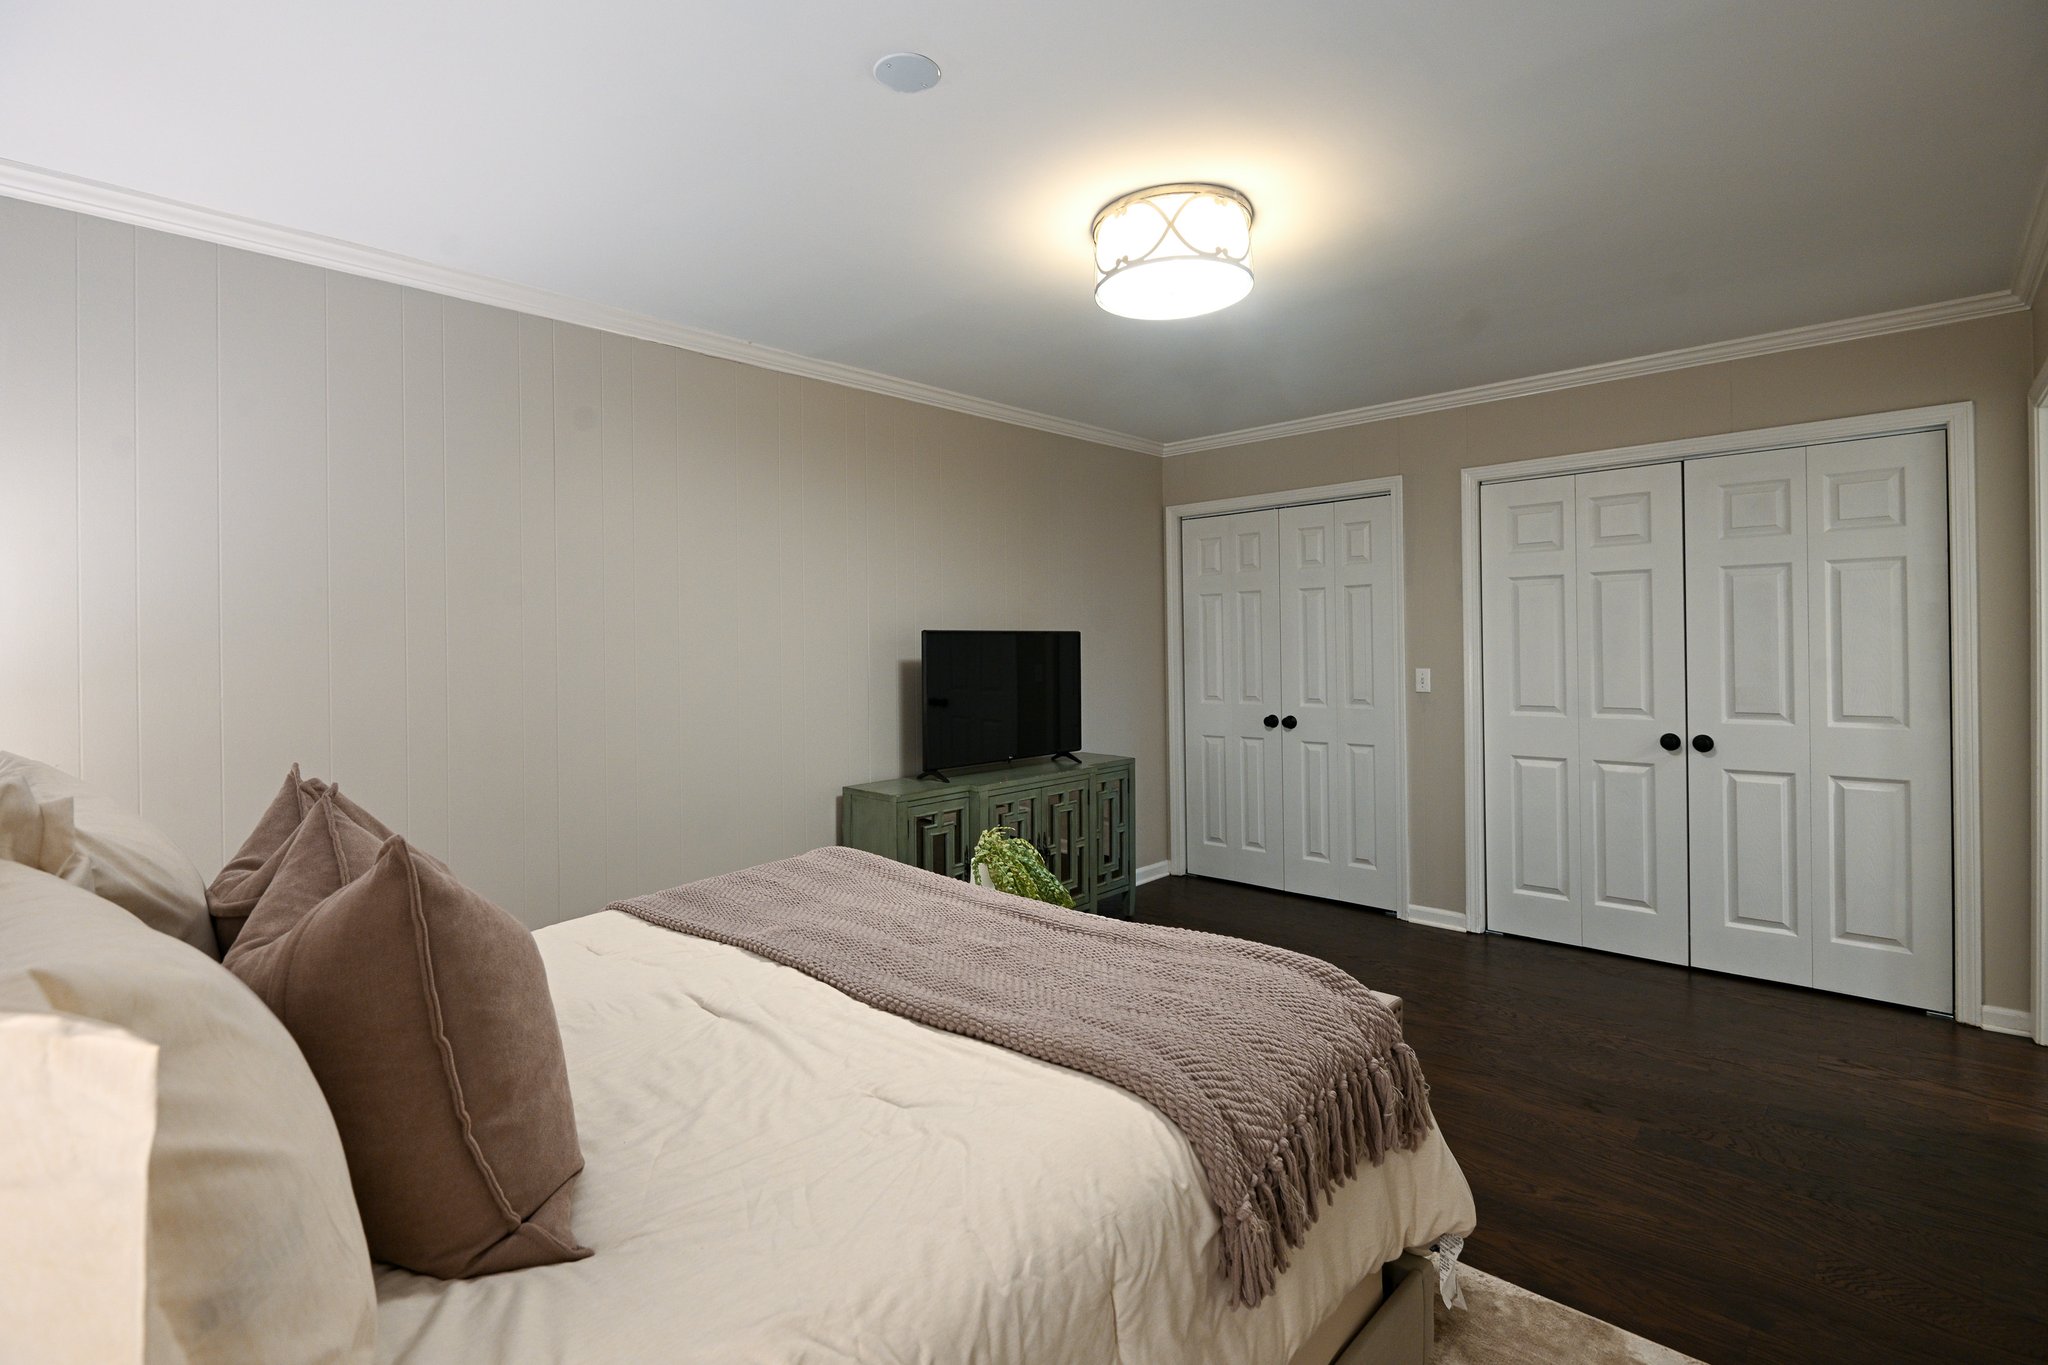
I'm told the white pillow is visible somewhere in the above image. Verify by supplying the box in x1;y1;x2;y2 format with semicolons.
0;752;216;957
0;861;377;1365
0;771;47;863
0;1010;156;1365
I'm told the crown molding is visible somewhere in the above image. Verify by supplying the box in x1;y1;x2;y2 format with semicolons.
2015;160;2048;307
0;159;1163;457
1160;290;2028;456
4;158;2034;465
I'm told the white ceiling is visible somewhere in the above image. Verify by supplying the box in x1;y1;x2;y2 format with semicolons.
3;0;2045;447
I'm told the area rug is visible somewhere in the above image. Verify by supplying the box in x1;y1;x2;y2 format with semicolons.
1437;1267;1705;1364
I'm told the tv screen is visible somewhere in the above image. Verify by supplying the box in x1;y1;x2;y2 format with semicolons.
921;630;1081;773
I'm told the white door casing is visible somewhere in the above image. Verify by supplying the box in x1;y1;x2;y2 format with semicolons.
1480;475;1582;945
1684;446;1816;986
1576;463;1691;965
1804;431;1952;1011
1181;509;1285;888
1279;497;1403;908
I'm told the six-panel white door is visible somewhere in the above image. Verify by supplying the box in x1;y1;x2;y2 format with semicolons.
1181;509;1285;888
1683;446;1817;986
1279;497;1403;907
1575;464;1691;965
1805;432;1951;1009
1480;475;1583;944
1480;466;1691;959
1685;434;1952;1009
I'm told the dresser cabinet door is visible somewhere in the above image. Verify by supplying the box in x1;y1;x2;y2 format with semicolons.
1033;780;1093;901
902;797;971;880
984;788;1037;844
1094;764;1133;891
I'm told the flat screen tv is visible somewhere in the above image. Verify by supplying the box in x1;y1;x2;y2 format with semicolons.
920;630;1081;776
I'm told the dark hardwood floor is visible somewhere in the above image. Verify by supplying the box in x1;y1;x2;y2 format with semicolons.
1141;875;2048;1365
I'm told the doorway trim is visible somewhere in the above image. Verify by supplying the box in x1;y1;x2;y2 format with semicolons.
2029;367;2048;1044
1163;476;1413;920
1459;403;1983;1026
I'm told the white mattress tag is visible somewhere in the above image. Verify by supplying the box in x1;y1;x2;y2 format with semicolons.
1429;1234;1467;1310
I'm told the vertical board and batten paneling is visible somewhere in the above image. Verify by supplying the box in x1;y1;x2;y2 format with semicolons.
863;396;922;783
673;351;742;879
76;216;141;808
730;363;785;871
551;323;607;921
0;198;1168;928
628;339;684;899
516;315;560;925
325;273;408;825
217;249;330;847
399;289;452;861
0;199;80;775
597;333;637;899
133;228;224;862
442;299;525;910
793;378;866;854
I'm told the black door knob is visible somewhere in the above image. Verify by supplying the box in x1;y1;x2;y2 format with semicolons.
1692;734;1715;753
1659;732;1682;752
1262;714;1279;729
1281;715;1298;730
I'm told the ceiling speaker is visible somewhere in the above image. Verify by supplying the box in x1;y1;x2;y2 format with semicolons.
872;52;942;94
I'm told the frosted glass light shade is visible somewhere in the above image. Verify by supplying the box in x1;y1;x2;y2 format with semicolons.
1091;184;1254;320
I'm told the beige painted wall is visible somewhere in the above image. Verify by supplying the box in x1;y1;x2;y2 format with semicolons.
1164;311;2037;1012
0;196;1168;929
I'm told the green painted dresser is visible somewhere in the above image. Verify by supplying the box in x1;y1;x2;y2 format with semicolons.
840;753;1136;917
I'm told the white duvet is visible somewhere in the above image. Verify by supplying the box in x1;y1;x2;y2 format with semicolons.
374;910;1475;1365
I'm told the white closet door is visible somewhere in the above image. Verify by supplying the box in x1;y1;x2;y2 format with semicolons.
1480;476;1581;944
1806;431;1952;1010
1684;448;1814;987
1181;510;1285;888
1279;497;1403;908
1576;464;1690;965
1482;436;1953;1008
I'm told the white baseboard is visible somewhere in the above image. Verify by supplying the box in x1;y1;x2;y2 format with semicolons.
1402;904;1472;933
1135;861;1172;886
1980;1005;2037;1040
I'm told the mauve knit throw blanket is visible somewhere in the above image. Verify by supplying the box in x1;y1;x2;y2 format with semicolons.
608;847;1434;1308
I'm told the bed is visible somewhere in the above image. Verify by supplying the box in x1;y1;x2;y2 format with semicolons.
0;746;1475;1365
372;909;1476;1365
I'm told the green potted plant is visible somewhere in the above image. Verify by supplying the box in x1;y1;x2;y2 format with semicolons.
969;828;1075;909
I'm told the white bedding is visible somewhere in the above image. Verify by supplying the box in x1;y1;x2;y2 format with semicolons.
374;910;1475;1365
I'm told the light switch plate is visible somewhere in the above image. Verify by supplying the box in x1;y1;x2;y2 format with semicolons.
1415;667;1432;693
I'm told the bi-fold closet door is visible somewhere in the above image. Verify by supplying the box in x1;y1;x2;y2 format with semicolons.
1480;462;1692;964
1480;431;1954;1011
1181;496;1402;909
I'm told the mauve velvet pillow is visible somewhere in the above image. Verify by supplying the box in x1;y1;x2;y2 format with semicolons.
220;792;385;964
208;766;396;952
227;835;590;1278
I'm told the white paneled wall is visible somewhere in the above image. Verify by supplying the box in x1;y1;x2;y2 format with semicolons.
0;198;1168;926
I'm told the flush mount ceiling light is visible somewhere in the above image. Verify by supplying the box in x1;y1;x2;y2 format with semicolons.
1091;183;1254;321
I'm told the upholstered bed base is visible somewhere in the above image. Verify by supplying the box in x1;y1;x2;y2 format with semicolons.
1290;1253;1434;1365
1289;995;1434;1364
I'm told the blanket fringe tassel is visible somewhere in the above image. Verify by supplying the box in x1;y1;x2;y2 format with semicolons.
1218;1042;1435;1308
